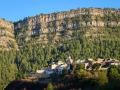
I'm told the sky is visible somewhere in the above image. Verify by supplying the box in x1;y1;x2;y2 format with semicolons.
0;0;120;22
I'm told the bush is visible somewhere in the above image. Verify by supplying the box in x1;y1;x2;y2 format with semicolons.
47;82;54;90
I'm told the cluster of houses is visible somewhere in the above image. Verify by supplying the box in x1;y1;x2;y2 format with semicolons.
31;56;73;78
76;58;120;70
31;57;120;78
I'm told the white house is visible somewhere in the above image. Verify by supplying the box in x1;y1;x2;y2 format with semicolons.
66;56;73;65
84;62;90;70
75;59;86;64
57;60;64;65
36;69;45;74
109;61;120;66
51;64;58;69
88;58;94;62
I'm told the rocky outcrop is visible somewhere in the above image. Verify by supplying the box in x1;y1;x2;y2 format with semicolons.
14;8;120;44
0;19;18;50
0;8;119;49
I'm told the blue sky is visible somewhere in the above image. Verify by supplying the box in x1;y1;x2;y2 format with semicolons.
0;0;120;21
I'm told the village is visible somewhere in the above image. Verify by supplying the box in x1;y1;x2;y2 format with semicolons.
30;56;120;79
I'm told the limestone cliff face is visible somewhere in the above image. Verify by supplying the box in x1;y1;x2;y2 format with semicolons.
0;8;119;50
0;19;18;50
14;8;120;43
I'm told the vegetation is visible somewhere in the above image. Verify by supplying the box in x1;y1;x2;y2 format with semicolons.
0;50;17;90
0;8;120;90
5;65;120;90
46;82;54;90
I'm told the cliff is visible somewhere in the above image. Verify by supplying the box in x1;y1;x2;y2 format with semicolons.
14;8;120;44
0;19;18;50
0;8;120;50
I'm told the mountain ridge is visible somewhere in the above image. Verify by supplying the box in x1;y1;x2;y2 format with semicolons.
0;8;120;50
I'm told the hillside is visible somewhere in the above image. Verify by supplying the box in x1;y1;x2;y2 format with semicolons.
0;19;18;50
0;8;120;90
0;8;120;49
14;8;120;44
